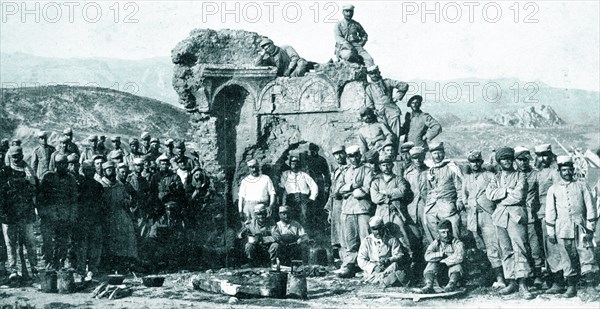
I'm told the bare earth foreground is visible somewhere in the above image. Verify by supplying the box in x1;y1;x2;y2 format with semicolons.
1;271;599;309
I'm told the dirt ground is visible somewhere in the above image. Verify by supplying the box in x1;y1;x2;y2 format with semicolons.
1;270;599;309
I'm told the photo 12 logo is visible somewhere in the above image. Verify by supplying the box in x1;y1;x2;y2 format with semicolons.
405;81;540;104
401;1;539;23
1;1;139;23
199;1;341;23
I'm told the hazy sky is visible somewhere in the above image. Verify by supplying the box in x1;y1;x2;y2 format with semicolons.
1;1;599;91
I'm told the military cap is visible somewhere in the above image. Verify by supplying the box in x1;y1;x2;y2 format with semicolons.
438;219;453;231
67;153;79;163
534;144;552;154
366;65;379;73
279;206;290;213
382;138;394;149
133;158;144;165
81;160;94;170
92;154;105;162
36;131;48;138
129;138;140;145
495;147;515;162
10;139;21;146
102;161;115;169
342;4;355;10
150;137;160;144
407;95;423;107
87;134;98;141
191;166;204;176
338;49;353;61
400;141;415;152
514;146;531;160
165;138;174;146
111;136;121;142
331;144;345;155
8;146;23;156
117;162;128;170
0;139;9;150
246;159;258;167
110;150;124;159
254;204;267;214
368;216;384;228
308;143;319;151
428;141;444;152
467;150;483;162
175;141;186;149
364;149;379;163
259;38;274;47
359;106;375;117
140;132;150;140
557;155;574;166
409;146;426;157
59;136;69;143
63;127;73;135
379;154;395;164
157;154;170;162
345;145;360;155
55;153;68;163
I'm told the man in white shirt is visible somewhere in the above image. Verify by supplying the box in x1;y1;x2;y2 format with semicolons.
280;155;318;225
238;159;276;223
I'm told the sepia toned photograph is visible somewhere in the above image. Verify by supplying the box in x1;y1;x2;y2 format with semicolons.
0;1;599;308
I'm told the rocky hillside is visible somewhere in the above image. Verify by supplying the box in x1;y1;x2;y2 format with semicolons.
0;85;190;152
486;105;565;128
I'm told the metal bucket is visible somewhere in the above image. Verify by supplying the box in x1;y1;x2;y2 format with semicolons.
287;272;307;300
308;246;328;266
40;270;57;293
264;271;288;299
57;269;75;294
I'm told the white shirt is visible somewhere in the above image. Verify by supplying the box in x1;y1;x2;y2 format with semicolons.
280;170;319;200
239;174;276;202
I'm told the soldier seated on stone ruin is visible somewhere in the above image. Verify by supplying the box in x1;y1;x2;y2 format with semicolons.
254;38;309;77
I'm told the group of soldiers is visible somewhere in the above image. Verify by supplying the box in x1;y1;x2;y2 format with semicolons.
0;129;215;280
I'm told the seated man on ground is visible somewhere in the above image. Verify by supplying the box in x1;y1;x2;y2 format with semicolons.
357;216;410;287
419;219;465;293
238;204;276;267
202;213;238;269
271;206;310;266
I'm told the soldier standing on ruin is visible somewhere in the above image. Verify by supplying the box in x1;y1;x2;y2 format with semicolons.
402;95;442;149
365;65;410;149
334;4;374;67
254;38;309;77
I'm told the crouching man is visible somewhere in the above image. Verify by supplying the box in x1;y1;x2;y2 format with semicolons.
357;216;409;287
239;204;276;267
419;220;465;293
271;206;310;266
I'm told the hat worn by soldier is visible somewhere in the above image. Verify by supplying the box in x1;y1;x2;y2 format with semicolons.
165;139;175;146
111;136;121;142
366;65;380;74
175;141;186;149
130;138;140;145
67;153;79;163
133;158;144;165
82;160;95;170
556;155;574;167
59;136;69;143
247;159;259;167
428;141;444;152
36;131;48;138
400;141;415;152
345;145;360;155
141;132;151;141
407;95;423;107
8;146;23;156
534;143;553;155
467;150;483;162
368;216;384;228
254;204;267;214
150;137;160;144
380;154;395;164
117;162;128;170
92;154;105;162
514;146;531;160
331;144;346;155
157;154;170;162
359;106;376;117
364;149;379;164
259;38;274;47
438;219;453;232
102;161;116;170
342;4;355;10
63;127;73;135
87;134;98;142
495;147;515;162
279;206;290;213
409;146;426;157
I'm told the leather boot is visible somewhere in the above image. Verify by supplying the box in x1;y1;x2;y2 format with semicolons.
563;276;577;298
499;279;518;295
533;268;544;288
444;272;461;292
518;278;534;300
492;267;507;289
418;272;436;294
546;272;565;294
336;264;356;278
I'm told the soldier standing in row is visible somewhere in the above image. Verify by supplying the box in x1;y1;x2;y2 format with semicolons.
238;159;276;222
30;131;55;180
325;145;348;261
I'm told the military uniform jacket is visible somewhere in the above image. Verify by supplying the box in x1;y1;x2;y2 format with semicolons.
38;171;79;223
402;112;442;148
31;144;56;179
522;169;541;223
0;167;36;224
460;170;495;231
254;45;302;77
536;163;561;218
337;164;373;215
425;161;462;216
357;233;404;275
546;179;596;239
334;18;368;49
486;170;528;228
370;174;412;216
424;238;465;266
357;122;394;155
404;165;428;223
325;163;348;212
